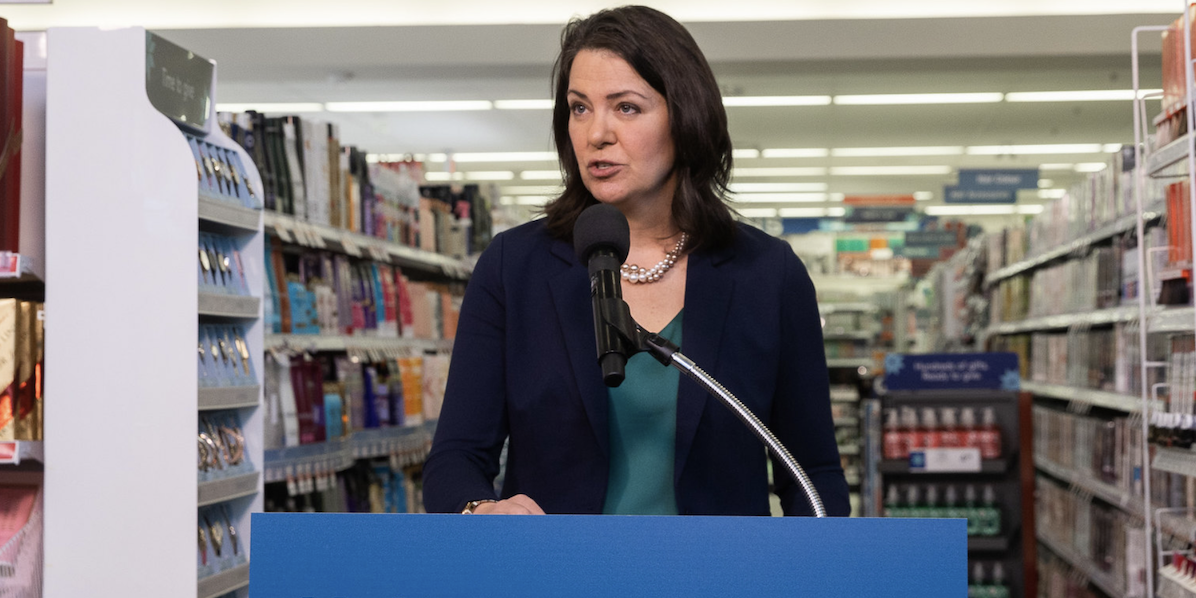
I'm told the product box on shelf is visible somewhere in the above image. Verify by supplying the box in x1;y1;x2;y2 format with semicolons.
197;504;246;580
199;324;256;388
197;411;254;483
0;299;40;441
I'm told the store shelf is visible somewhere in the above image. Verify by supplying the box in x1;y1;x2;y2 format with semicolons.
1020;381;1149;414
263;212;472;279
197;197;261;232
834;417;860;427
1037;532;1127;598
197;293;260;319
826;357;874;369
0;252;40;283
264;333;453;354
1158;565;1196;598
878;458;1008;475
968;535;1012;553
197;471;260;507
1151;307;1196;334
198;386;261;411
829;387;860;403
262;437;352;483
0;440;43;466
1033;456;1144;514
198;562;250;598
985;305;1142;336
818;302;878;315
838;444;860;456
1148;133;1194;177
348;420;437;460
1157;510;1196;542
1154;446;1196;477
984;201;1165;287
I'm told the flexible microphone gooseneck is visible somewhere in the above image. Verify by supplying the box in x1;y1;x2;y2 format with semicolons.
571;204;827;518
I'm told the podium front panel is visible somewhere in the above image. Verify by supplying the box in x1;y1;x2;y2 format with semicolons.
251;513;964;597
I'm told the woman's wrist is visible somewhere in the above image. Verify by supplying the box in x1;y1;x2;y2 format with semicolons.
461;499;499;514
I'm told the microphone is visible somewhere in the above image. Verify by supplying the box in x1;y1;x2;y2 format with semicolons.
573;204;632;387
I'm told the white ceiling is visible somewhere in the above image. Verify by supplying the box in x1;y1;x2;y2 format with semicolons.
5;2;1184;215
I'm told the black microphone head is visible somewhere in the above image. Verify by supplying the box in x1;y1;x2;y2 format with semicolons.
573;203;631;264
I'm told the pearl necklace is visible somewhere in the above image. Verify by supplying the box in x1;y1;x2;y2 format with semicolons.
621;233;688;284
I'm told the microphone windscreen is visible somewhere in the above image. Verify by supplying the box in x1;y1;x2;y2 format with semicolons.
573;203;630;264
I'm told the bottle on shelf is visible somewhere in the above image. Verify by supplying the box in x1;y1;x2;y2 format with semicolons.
940;407;961;448
978;407;1002;459
964;485;980;536
899;406;918;458
883;408;903;459
990;563;1010;598
980;485;1001;537
918;407;941;450
884;484;902;518
905;484;921;518
968;563;985;598
960;407;979;450
943;485;960;521
924;485;941;519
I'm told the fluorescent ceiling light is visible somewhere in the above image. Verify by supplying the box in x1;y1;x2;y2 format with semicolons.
1038;189;1067;199
441;151;557;163
216;102;325;113
500;185;564;195
732;149;761;159
913;191;934;201
833;93;1003;105
739;208;779;218
966;144;1104;155
761;148;829;158
1037;179;1054;188
499;196;552;206
494;99;554;110
1038;163;1074;170
464;171;515;181
924;205;1044;215
425;171;463;182
325;100;493;112
732;167;827;177
830;165;953;175
730;182;828;193
1005;89;1162;102
520;170;562;180
723;96;831;107
733;193;828;203
779;207;847;218
831;146;963;157
1101;144;1124;152
1073;163;1109;172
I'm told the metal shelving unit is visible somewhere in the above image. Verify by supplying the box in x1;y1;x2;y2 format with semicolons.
263;212;472;279
197;293;261;319
263;421;438;483
197;471;261;507
1037;532;1129;598
1033;456;1145;515
197;562;250;598
264;333;453;354
198;386;261;411
198;197;261;232
1020;381;1152;414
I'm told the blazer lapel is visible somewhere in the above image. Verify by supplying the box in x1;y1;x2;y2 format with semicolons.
675;245;735;483
548;240;610;458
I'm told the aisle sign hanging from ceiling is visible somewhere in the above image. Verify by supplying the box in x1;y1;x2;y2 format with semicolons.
842;194;915;223
943;168;1038;204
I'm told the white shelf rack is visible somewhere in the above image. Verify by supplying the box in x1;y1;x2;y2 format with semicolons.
197;472;261;508
1159;565;1196;598
984;200;1165;288
985;305;1143;336
1153;447;1196;478
1020;381;1153;413
263;211;472;279
197;293;261;319
1033;456;1145;515
264;333;453;354
198;386;261;411
1148;132;1194;177
0;440;44;466
1037;532;1129;598
198;197;261;233
197;562;250;598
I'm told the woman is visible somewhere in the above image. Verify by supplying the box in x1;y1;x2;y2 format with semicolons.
423;5;849;517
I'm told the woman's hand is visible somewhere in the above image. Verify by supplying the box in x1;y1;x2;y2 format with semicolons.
470;494;545;515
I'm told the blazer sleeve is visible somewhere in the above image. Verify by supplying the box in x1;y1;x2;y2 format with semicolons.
423;233;510;513
770;248;852;516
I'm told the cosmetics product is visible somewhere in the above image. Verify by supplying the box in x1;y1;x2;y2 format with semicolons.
899;406;918;458
964;485;979;536
0;299;16;440
939;408;961;448
919;407;941;449
323;385;344;439
882;408;902;460
979;407;1002;459
884;484;902;518
980;485;1000;537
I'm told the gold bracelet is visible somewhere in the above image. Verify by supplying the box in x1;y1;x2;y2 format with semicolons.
461;499;498;514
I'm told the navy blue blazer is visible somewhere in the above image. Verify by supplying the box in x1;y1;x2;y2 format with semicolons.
423;219;850;516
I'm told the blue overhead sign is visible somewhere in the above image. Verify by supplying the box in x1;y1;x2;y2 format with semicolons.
883;352;1021;391
957;169;1039;190
943;186;1017;204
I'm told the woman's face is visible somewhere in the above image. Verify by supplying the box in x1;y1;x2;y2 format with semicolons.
567;49;677;213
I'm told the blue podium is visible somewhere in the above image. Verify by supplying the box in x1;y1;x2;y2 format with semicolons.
250;513;964;597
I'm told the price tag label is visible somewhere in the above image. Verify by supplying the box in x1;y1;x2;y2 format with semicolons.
909;447;982;473
308;225;327;249
0;442;17;464
273;222;294;244
0;253;20;278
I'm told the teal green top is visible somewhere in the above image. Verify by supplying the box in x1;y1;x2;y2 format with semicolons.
603;310;683;515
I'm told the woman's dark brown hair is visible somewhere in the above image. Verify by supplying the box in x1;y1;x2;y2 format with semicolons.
543;5;735;250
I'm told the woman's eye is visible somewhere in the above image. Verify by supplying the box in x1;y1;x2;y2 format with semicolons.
619;103;639;114
571;103;587;115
